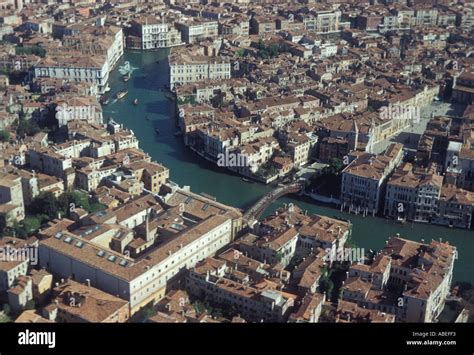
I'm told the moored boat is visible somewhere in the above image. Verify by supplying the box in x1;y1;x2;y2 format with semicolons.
116;90;128;100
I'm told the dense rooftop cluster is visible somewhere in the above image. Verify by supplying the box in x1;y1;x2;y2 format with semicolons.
0;0;471;324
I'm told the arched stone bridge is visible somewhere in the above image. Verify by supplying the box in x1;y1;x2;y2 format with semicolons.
243;181;304;227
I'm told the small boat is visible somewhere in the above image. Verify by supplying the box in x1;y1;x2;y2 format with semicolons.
116;90;128;100
241;177;253;183
100;97;109;105
123;75;130;82
133;98;139;105
155;128;160;134
396;217;406;224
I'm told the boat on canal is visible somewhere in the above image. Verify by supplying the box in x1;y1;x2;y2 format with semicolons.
116;90;128;100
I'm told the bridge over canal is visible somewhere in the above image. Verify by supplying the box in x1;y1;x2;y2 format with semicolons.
242;181;304;227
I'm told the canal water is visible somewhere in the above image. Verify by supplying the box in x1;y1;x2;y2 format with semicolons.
103;50;474;284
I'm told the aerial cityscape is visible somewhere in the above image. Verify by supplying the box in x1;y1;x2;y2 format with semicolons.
0;0;473;337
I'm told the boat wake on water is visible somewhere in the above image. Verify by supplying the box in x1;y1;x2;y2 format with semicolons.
118;61;139;76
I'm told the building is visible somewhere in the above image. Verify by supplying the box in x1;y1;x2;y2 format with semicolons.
128;17;182;49
288;293;325;323
384;237;456;323
34;55;109;94
384;163;443;223
45;279;130;323
300;10;341;34
341;143;404;216
259;205;351;255
415;9;439;26
236;229;299;268
336;300;395;323
169;52;231;89
7;275;33;313
452;71;474;105
0;172;25;227
341;236;456;323
125;160;169;194
0;237;31;292
186;257;295;322
433;185;474;229
175;19;218;44
38;193;237;315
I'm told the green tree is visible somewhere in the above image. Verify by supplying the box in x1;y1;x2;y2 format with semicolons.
3;304;11;315
16;117;40;137
0;130;10;142
25;299;35;311
142;305;156;320
57;191;106;216
58;191;92;216
269;44;279;57
320;278;334;299
12;216;41;238
30;192;59;219
15;46;46;58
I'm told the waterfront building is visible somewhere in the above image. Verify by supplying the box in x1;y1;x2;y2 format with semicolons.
341;236;456;323
61;25;124;72
186;257;296;322
384;163;443;224
341;143;404;216
169;52;231;89
433;185;474;229
33;55;109;94
128;17;182;49
259;205;351;256
124;161;170;194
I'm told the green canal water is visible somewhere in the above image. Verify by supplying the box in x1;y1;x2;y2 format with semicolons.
103;50;474;284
